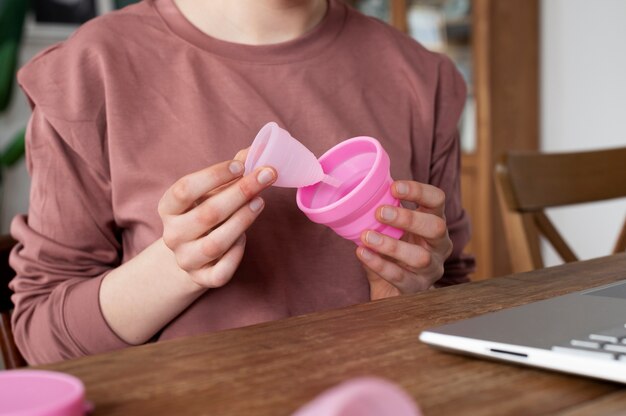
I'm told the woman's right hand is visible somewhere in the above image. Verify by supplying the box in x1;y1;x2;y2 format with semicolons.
99;150;276;345
158;152;276;289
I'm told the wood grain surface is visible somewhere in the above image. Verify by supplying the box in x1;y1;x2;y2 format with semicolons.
39;253;626;415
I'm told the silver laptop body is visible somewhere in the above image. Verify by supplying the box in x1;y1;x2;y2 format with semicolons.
419;279;626;384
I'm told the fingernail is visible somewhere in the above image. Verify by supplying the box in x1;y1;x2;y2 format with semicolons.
257;168;275;185
361;247;373;260
381;206;397;221
366;231;382;245
249;197;264;212
396;182;408;196
229;161;244;175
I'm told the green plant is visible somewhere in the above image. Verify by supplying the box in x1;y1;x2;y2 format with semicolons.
0;0;29;111
0;0;29;168
0;128;24;168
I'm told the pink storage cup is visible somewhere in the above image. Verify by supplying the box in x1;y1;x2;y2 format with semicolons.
0;370;91;416
296;137;403;244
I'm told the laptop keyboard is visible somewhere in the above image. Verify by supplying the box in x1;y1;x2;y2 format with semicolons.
552;325;626;361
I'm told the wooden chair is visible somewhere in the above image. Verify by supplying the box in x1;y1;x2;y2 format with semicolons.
495;147;626;274
0;234;26;368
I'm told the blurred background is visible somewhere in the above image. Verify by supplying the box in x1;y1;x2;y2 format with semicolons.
0;0;625;280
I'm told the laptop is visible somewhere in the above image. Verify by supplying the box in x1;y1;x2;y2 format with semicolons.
419;279;626;384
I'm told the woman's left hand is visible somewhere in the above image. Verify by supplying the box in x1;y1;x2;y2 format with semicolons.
356;180;453;300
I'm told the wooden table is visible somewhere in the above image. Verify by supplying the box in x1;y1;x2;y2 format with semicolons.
40;253;626;415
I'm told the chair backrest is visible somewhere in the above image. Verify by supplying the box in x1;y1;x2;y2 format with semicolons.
0;234;26;368
495;147;626;274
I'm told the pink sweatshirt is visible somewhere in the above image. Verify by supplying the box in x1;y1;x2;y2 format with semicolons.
10;0;474;364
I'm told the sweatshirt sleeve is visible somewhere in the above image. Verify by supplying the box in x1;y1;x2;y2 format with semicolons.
8;37;131;365
427;56;476;285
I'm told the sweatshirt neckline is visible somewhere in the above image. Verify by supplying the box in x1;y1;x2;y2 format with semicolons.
151;0;346;64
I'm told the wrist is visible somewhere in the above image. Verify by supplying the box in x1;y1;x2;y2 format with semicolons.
154;238;207;295
99;238;208;345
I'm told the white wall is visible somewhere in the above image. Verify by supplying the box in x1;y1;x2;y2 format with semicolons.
541;0;626;266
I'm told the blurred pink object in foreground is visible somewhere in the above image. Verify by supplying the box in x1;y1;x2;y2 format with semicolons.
292;377;422;416
0;370;92;416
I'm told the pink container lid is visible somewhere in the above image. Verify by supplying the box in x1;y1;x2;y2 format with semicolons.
0;370;90;416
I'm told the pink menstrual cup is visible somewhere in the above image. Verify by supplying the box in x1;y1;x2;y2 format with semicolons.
296;137;403;244
244;122;325;187
245;122;403;244
0;370;91;416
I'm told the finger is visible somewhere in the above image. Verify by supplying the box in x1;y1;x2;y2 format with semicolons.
203;148;251;199
361;230;434;271
166;166;275;244
234;147;250;163
356;247;430;293
376;206;448;242
392;181;446;217
159;160;245;216
174;197;264;270
201;152;251;200
190;234;247;289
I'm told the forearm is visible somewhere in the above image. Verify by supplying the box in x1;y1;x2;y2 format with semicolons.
100;157;273;346
99;238;206;345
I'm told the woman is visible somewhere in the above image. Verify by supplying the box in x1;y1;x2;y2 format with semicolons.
10;0;474;364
